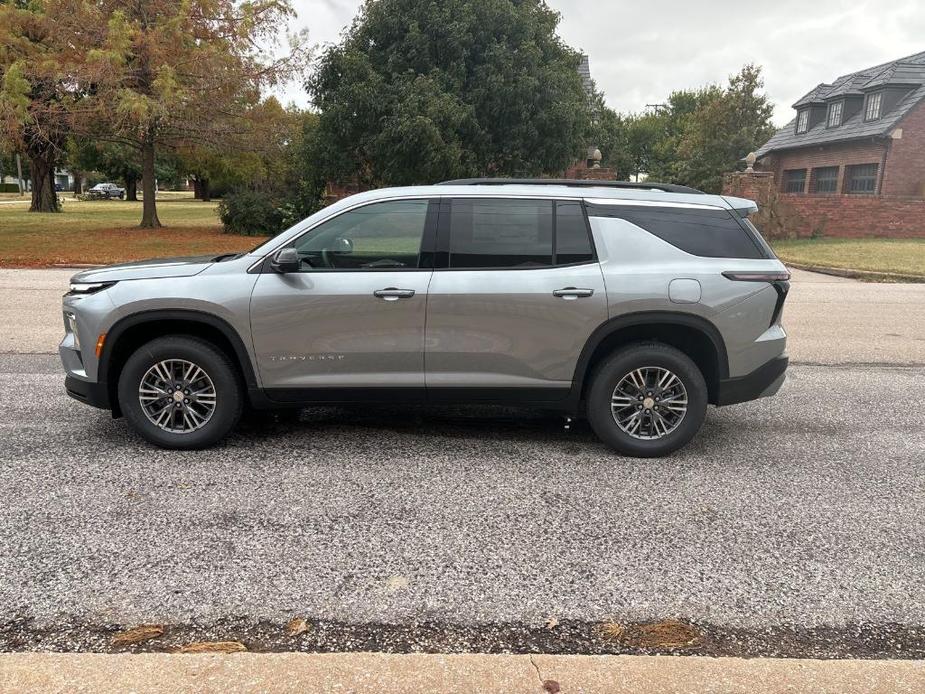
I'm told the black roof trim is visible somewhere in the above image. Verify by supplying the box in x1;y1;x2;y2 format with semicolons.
437;178;705;194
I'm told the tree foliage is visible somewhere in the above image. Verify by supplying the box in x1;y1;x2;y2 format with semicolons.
0;0;90;211
593;65;775;193
307;0;591;187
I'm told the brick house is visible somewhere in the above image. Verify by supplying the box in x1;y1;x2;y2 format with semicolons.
733;51;925;238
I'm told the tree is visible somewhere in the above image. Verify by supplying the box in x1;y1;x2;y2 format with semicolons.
307;0;591;187
77;0;307;227
0;0;87;211
643;65;774;193
673;65;776;192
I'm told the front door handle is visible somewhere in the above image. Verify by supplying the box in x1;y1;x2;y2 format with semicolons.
553;287;594;300
374;287;416;301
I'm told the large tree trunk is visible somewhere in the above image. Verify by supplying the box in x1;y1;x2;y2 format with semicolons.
200;178;211;202
192;178;202;199
125;176;138;201
139;134;161;228
28;153;59;213
72;169;83;196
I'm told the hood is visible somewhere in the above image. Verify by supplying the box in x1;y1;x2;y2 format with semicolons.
70;255;221;284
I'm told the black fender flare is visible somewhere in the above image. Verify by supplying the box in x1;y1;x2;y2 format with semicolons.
569;311;729;400
99;309;258;390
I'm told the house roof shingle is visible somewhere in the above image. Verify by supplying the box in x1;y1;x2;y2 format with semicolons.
757;51;925;157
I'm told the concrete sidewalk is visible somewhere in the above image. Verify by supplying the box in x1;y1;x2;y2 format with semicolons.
3;267;924;364
2;653;923;693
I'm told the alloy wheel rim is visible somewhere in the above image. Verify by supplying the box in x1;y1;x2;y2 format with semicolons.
611;367;688;440
138;359;216;434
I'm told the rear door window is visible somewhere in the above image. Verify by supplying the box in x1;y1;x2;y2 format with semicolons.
448;198;553;269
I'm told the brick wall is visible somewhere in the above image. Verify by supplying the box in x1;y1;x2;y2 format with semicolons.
722;171;925;238
881;100;925;196
778;193;925;238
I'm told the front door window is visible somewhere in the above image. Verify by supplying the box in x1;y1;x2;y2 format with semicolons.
293;200;430;270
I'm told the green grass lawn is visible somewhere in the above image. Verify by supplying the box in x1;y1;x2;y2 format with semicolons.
0;197;266;266
771;238;925;278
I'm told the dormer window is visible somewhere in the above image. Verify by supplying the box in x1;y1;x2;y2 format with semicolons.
796;109;809;134
827;101;843;128
865;92;882;121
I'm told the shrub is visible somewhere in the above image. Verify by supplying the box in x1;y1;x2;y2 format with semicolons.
218;189;285;236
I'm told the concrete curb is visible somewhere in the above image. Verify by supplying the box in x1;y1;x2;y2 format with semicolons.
1;653;923;693
783;261;925;283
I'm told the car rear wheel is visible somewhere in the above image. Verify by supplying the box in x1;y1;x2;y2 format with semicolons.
117;336;243;449
587;342;707;457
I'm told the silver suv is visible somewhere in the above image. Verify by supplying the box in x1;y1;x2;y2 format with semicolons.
60;179;789;457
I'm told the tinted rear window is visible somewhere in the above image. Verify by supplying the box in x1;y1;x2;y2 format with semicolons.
587;204;764;259
449;198;553;268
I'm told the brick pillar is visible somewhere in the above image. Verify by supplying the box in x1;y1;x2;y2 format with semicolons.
722;171;775;205
568;167;617;181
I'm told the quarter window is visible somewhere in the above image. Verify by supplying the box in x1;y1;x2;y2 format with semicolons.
827;101;843;128
845;163;879;194
796;110;809;134
783;169;807;194
585;205;764;259
449;198;553;269
810;166;839;194
865;92;882;121
293;200;430;270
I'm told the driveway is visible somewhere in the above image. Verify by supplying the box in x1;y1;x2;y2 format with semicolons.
0;268;923;657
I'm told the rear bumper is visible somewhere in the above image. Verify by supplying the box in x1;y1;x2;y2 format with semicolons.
65;376;111;410
715;355;788;406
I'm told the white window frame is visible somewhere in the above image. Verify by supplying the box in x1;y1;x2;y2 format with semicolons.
827;101;843;128
796;109;809;134
865;92;883;121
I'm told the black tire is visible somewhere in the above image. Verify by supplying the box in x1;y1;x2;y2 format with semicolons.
117;335;243;449
586;342;708;458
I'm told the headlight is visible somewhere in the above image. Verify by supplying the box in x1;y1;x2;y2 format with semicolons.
64;311;81;350
68;281;115;295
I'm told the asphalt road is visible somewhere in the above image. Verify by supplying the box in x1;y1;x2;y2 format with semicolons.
0;268;923;656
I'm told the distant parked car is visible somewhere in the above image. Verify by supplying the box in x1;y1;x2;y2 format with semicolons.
89;182;125;200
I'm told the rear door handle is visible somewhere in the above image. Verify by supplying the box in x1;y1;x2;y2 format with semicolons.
553;287;594;299
374;287;416;301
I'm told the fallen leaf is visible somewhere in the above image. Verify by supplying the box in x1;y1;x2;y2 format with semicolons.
112;624;164;646
178;641;247;653
285;617;310;637
544;617;558;630
597;620;701;649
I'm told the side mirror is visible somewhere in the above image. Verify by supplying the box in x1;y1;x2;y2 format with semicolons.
271;247;300;274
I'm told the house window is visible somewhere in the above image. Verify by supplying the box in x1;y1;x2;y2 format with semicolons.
865;92;883;121
783;169;807;193
795;110;809;134
844;163;879;194
827;101;843;128
811;166;839;194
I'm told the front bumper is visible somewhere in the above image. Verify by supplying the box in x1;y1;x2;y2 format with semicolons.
715;355;788;406
64;375;111;410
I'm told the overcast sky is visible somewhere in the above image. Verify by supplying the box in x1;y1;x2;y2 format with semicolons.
280;0;925;127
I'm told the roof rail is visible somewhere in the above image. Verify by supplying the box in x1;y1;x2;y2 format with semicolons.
437;178;705;195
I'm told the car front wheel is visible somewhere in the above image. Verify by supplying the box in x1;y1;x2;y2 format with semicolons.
587;342;708;458
117;336;243;449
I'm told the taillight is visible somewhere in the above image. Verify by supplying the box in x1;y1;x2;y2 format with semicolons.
723;271;790;327
721;271;791;282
